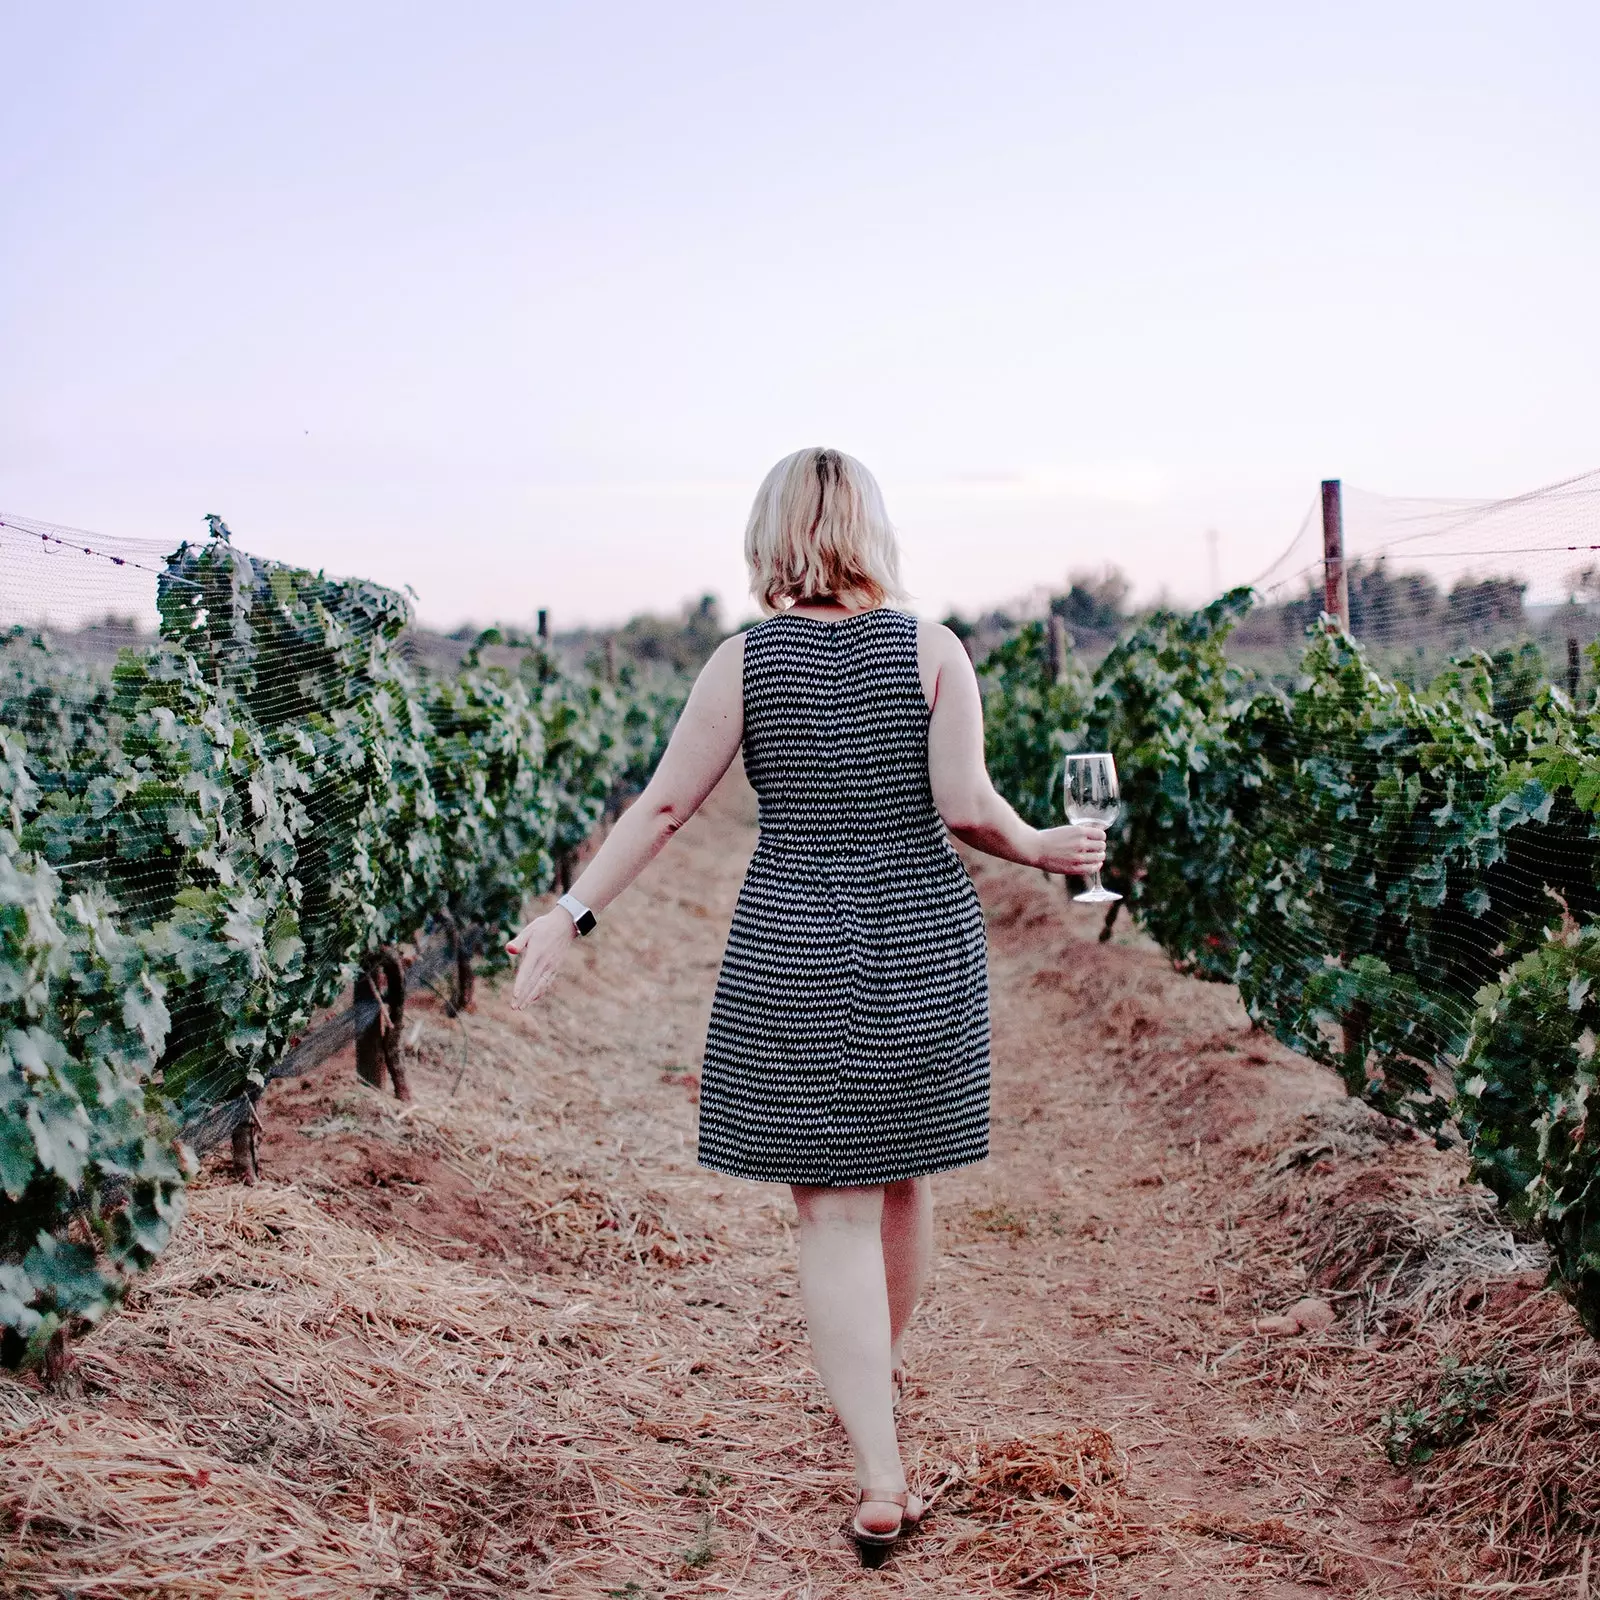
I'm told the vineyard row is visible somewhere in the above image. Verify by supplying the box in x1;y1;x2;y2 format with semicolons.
0;528;682;1366
8;553;1599;1368
983;593;1600;1333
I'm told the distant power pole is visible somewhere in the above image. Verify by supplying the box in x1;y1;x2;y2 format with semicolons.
1321;480;1349;630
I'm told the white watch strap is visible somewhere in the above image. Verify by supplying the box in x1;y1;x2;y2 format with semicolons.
557;891;596;935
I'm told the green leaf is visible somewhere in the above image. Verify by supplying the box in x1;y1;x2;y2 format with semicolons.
0;1113;37;1199
23;1234;110;1318
0;1263;42;1336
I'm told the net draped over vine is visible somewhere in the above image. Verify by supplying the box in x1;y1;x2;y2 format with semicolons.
0;514;682;1365
980;470;1600;1332
9;472;1600;1362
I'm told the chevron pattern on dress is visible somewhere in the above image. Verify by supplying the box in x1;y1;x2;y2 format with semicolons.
698;608;991;1188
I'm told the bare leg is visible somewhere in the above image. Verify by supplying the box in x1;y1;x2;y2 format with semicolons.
792;1184;918;1535
881;1175;932;1372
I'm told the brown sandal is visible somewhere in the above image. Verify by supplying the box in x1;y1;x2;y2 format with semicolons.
847;1487;923;1568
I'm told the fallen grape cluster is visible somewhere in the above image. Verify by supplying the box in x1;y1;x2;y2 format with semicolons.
0;528;682;1365
983;594;1600;1331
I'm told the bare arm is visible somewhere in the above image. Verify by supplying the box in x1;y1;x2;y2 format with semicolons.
507;634;745;1008
921;620;1106;875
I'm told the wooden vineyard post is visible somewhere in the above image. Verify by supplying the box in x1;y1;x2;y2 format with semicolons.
454;937;476;1015
1322;479;1349;630
355;947;410;1101
1048;615;1069;683
438;909;477;1017
1570;637;1582;702
231;1104;261;1183
451;920;476;1016
535;608;553;683
1322;481;1364;1099
354;963;384;1090
1341;997;1373;1102
40;1327;74;1389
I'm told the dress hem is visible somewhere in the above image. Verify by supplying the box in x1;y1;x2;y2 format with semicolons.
694;1148;989;1188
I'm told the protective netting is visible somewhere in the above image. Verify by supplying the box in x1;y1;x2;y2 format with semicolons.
1243;468;1600;687
10;475;1600;1358
0;511;681;1360
982;467;1600;1330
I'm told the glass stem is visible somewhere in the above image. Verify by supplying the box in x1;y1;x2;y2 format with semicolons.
1085;869;1103;895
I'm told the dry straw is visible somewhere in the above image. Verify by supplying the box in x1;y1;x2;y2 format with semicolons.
1;800;1598;1597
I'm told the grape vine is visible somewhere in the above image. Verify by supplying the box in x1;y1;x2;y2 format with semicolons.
0;527;680;1363
982;598;1600;1329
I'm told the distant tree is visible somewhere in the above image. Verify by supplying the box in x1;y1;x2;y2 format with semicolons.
1446;576;1526;634
1348;561;1439;644
1051;567;1130;641
1569;565;1600;606
612;593;725;673
1250;560;1444;647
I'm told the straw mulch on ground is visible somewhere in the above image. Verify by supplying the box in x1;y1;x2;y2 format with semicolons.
1;772;1596;1597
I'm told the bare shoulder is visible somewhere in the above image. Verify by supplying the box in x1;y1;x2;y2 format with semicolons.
914;616;965;657
685;631;746;706
914;617;976;712
916;617;976;676
708;630;746;677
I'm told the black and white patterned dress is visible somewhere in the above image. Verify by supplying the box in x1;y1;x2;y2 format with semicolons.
698;608;991;1187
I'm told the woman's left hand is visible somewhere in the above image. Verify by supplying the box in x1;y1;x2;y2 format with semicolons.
506;911;577;1010
1033;823;1107;877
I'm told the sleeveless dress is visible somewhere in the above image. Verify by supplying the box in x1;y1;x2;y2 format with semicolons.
698;608;991;1188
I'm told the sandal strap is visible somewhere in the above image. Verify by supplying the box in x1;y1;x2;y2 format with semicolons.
856;1488;909;1508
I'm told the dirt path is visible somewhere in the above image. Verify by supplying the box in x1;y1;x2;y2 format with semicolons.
1;771;1539;1597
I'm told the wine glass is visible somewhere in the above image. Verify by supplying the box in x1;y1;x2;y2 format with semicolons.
1063;752;1121;904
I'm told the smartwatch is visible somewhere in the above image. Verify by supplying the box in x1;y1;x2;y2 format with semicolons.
557;891;597;936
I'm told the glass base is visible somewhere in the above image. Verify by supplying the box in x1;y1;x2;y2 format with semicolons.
1073;887;1123;904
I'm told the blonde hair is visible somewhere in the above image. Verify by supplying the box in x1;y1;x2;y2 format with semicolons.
744;447;907;614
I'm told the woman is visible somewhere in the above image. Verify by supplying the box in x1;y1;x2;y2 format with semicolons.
507;448;1106;1564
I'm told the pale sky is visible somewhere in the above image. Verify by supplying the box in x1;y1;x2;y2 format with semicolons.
3;2;1597;630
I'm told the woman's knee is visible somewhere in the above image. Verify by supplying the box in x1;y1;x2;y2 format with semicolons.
792;1183;885;1230
882;1175;929;1211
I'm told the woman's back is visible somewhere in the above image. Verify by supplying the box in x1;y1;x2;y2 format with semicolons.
701;605;990;1190
741;609;944;857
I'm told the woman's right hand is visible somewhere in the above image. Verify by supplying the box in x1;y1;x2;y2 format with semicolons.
506;910;578;1011
1034;824;1107;878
